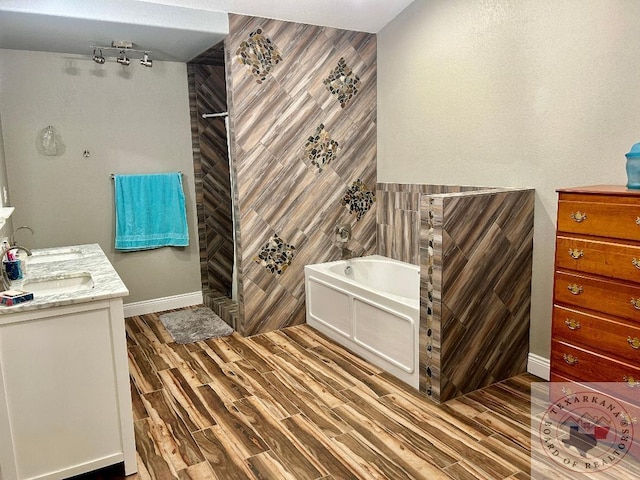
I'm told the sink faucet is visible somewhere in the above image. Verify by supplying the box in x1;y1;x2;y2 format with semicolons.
10;226;34;247
1;246;32;290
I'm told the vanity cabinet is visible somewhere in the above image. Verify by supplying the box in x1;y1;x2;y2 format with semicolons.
551;185;640;389
0;299;136;480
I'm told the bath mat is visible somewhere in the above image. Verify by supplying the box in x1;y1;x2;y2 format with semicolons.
159;307;233;344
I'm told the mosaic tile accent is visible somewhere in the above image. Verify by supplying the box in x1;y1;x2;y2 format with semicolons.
254;234;296;276
304;124;339;172
425;198;435;398
342;179;375;220
236;28;282;83
323;57;361;108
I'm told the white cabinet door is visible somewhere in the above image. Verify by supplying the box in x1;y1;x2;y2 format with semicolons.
0;301;132;480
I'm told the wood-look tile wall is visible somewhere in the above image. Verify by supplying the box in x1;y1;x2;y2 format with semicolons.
227;15;377;336
377;183;534;403
187;62;235;306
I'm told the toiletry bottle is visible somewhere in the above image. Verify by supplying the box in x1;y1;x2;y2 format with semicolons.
1;241;9;271
14;250;26;275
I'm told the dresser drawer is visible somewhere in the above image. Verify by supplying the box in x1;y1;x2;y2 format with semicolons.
554;271;640;322
555;235;640;283
551;340;640;400
552;305;640;363
548;372;640;458
557;200;640;241
548;372;640;424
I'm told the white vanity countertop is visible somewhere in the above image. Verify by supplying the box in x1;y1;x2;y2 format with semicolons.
0;243;129;314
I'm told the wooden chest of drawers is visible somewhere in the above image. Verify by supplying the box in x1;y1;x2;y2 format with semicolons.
551;186;640;389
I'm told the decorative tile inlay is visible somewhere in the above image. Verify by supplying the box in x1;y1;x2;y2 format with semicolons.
342;180;375;220
254;234;296;276
236;28;282;83
304;124;339;172
323;57;361;108
425;199;435;398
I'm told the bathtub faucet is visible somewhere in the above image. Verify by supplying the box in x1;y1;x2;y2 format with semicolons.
335;224;351;244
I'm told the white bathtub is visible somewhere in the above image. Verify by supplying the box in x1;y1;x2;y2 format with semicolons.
304;255;420;389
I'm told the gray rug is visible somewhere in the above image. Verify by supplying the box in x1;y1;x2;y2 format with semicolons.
159;307;233;344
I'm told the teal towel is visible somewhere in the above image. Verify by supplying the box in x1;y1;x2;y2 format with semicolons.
114;172;189;251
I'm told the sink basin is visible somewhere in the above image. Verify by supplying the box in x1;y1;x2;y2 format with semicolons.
27;249;83;265
22;272;94;295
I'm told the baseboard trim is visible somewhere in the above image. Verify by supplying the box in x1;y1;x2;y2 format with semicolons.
527;353;550;380
123;291;203;318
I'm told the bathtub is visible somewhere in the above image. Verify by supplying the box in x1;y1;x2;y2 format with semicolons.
304;255;420;389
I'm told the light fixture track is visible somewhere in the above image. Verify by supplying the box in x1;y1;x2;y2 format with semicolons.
89;41;153;67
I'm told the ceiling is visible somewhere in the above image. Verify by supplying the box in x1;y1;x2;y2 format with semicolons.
0;0;415;62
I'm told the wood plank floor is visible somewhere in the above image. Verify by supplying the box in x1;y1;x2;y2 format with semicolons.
96;307;549;479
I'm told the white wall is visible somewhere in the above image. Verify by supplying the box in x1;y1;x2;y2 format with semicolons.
0;49;201;303
378;0;640;360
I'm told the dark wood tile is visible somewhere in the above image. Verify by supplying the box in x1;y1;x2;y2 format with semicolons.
161;342;213;386
157;368;216;432
196;384;269;458
134;417;177;479
190;349;251;402
192;427;254;480
140;390;205;470
118;312;546;480
130;379;148;422
332;402;454;479
234;396;324;479
128;345;163;394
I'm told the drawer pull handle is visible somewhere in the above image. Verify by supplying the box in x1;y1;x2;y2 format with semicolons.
623;375;640;388
565;318;581;330
571;211;587;223
634;258;640;270
628;337;640;349
563;353;579;365
632;298;640;310
567;284;583;295
568;249;584;259
636;217;640;226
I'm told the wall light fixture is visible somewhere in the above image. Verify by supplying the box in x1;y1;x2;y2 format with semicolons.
116;50;130;66
90;41;152;68
140;52;153;68
92;48;105;64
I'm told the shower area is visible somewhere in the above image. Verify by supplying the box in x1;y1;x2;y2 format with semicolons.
187;41;238;328
186;15;378;337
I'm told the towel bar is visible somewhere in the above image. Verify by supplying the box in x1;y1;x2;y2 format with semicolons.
110;171;182;179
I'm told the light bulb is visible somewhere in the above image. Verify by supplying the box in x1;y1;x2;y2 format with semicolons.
116;50;130;66
140;52;153;67
93;49;105;64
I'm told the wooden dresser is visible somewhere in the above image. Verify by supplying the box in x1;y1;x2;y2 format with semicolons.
551;185;640;393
